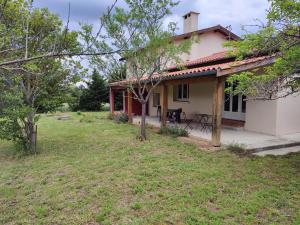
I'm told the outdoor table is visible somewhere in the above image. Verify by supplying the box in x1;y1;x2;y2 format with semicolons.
193;114;213;131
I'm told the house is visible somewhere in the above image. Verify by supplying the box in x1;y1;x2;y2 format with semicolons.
109;11;300;147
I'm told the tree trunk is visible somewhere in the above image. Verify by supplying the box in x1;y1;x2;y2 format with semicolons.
140;102;147;141
26;112;37;153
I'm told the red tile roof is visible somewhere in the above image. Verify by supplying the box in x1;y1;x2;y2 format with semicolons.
168;50;232;70
166;55;272;78
109;55;274;87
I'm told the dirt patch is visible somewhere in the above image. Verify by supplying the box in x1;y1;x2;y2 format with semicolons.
177;136;220;151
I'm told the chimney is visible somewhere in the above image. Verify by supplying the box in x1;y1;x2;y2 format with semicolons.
183;11;199;33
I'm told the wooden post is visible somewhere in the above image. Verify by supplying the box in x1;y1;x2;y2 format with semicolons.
127;89;133;124
109;88;115;114
123;91;126;112
211;77;224;147
160;83;168;127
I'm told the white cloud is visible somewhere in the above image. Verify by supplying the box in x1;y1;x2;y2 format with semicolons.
170;0;270;35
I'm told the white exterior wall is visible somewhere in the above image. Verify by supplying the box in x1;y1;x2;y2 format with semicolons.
276;94;300;135
245;94;300;136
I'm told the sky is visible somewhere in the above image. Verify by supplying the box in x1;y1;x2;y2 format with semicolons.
34;0;270;36
33;0;270;85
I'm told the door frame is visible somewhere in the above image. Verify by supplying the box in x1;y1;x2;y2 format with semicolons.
222;82;246;121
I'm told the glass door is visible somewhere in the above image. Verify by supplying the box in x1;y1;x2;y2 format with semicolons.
222;82;246;121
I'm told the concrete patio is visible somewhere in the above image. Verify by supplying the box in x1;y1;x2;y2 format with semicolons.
133;116;300;150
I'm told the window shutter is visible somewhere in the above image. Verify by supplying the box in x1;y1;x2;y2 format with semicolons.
173;85;178;101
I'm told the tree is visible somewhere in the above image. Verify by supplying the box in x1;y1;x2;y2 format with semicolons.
78;69;108;111
0;0;128;153
225;0;300;100
0;0;81;153
101;0;191;140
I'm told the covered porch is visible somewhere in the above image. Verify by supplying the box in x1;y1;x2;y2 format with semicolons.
133;116;300;150
110;74;225;146
109;55;300;148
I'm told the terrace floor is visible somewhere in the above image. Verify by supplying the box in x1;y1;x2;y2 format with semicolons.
133;116;300;150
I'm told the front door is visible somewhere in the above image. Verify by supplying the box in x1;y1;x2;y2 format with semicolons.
222;82;246;121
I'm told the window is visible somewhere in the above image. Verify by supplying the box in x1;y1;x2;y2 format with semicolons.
242;95;247;113
153;93;160;107
174;84;189;101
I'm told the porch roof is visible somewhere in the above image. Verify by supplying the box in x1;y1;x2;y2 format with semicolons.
109;53;275;87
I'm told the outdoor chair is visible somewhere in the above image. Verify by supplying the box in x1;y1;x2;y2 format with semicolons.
200;115;214;132
157;105;161;121
168;111;177;123
181;112;193;129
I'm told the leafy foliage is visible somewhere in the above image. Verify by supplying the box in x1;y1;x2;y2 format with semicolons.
77;69;109;111
0;0;81;152
225;0;300;100
0;79;32;151
99;0;192;140
113;112;129;124
159;125;189;137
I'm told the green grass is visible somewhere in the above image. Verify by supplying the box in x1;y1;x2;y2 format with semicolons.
0;112;299;225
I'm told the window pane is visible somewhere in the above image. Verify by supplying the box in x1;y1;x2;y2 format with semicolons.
178;84;182;99
183;84;188;99
242;95;246;113
153;93;160;107
232;94;239;112
224;93;230;111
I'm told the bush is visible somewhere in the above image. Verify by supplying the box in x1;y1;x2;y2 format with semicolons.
101;103;110;111
159;125;189;137
57;103;70;112
114;112;128;123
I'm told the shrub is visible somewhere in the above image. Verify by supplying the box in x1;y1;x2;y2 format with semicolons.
101;103;110;111
159;125;189;137
77;111;81;115
131;202;142;210
57;103;70;112
114;112;128;123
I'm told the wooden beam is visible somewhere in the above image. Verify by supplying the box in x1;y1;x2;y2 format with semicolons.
217;57;275;77
211;77;224;147
160;83;168;127
109;88;115;114
127;89;133;124
123;91;126;112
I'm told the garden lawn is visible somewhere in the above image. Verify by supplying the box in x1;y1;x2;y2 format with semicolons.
0;112;299;225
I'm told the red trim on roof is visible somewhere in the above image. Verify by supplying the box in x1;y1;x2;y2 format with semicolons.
109;55;273;87
172;25;240;41
168;51;232;70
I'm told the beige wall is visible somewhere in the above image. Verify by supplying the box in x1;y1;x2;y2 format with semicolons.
128;31;229;77
149;82;300;136
175;31;228;62
149;86;161;117
148;80;215;118
245;100;278;135
245;94;300;136
276;94;300;135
